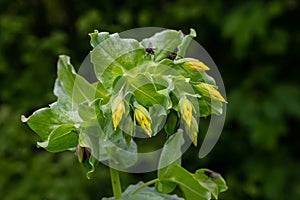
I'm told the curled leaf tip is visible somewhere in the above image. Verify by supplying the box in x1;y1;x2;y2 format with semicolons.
21;115;28;122
189;28;197;37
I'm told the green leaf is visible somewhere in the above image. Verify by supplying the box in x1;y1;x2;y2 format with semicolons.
206;98;223;115
183;116;199;146
57;55;77;98
141;30;184;61
37;124;78;152
157;164;228;200
156;130;184;193
90;33;144;87
193;169;228;199
57;55;108;104
196;96;223;117
158;130;184;170
21;79;81;149
126;74;168;107
89;30;110;48
134;84;167;108
197;97;211;117
158;164;210;200
164;109;180;136
177;28;196;58
21;101;80;141
79;122;138;170
149;104;167;136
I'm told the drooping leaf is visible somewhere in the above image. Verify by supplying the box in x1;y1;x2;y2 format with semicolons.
177;28;196;58
37;124;78;152
21;76;82;155
21;102;80;141
193;169;228;199
158;164;211;200
149;104;167;136
79;121;138;170
158;130;184;170
157;164;228;200
164;109;180;136
156;130;184;194
57;55;108;104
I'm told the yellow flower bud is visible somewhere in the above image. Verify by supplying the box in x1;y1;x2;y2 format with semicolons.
190;131;197;146
134;104;152;137
179;97;193;127
186;116;199;146
182;61;210;71
196;83;227;103
111;94;125;130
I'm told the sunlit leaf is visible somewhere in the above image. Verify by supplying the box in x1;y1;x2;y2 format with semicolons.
141;30;184;61
37;124;78;152
89;30;110;48
90;33;144;87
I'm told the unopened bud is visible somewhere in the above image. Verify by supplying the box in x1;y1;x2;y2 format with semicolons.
111;94;125;130
196;83;226;103
182;61;209;71
134;104;152;137
179;97;193;127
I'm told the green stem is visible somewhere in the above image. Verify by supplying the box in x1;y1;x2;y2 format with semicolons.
130;178;159;195
109;166;122;199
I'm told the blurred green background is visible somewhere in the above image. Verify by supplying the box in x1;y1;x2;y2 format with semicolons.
1;0;299;199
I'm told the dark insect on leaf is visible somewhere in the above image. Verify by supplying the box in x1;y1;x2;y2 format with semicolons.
166;48;178;60
167;52;177;60
146;47;155;55
145;42;155;55
204;169;220;179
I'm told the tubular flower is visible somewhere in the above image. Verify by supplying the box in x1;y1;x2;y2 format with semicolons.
179;97;193;127
111;94;125;130
182;61;210;71
134;104;152;137
196;83;227;103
